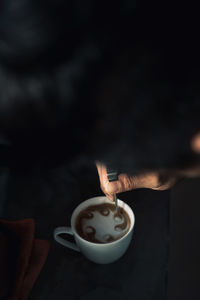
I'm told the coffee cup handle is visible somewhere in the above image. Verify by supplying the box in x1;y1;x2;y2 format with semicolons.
53;227;80;252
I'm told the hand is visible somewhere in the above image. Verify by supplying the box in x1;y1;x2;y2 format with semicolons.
96;162;177;200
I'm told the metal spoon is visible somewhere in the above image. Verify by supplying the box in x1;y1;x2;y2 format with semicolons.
107;168;119;214
113;193;119;214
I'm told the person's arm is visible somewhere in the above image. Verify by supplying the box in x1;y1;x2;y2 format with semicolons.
96;163;177;200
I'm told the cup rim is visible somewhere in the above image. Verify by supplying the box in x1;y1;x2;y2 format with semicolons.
71;196;135;246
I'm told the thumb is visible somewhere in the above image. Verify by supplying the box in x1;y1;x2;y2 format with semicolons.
104;174;136;200
96;162;121;200
104;181;122;200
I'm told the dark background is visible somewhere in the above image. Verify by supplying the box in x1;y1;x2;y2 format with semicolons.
1;160;200;299
168;177;200;300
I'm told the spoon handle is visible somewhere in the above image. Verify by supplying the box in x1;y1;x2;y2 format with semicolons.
107;169;118;182
113;193;119;214
107;168;119;213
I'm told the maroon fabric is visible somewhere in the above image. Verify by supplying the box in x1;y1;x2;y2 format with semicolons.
0;219;50;300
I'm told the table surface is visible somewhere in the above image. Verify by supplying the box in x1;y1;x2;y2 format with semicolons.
3;161;170;300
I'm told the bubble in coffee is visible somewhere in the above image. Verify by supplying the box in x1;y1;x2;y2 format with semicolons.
75;203;131;243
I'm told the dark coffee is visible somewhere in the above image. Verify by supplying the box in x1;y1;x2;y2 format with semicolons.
75;203;131;244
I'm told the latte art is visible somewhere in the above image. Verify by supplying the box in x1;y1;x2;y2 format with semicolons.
75;203;131;243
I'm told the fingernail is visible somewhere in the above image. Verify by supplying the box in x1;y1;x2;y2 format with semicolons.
106;195;113;201
106;194;114;201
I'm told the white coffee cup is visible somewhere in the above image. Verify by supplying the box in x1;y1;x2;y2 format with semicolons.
53;196;135;264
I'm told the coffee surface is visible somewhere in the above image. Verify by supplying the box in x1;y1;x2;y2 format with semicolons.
75;203;131;243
